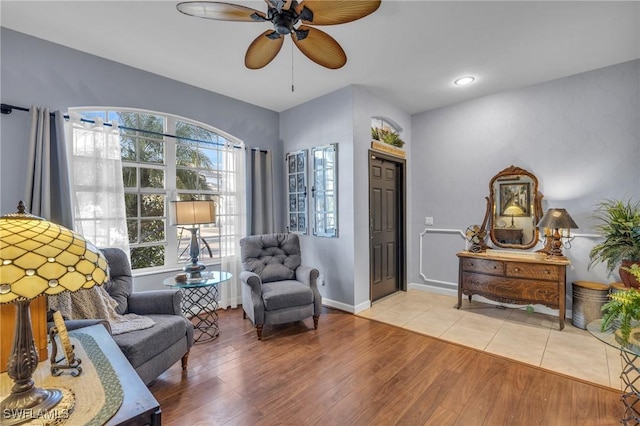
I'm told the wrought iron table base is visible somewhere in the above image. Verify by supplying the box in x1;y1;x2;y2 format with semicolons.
620;350;640;425
180;285;220;343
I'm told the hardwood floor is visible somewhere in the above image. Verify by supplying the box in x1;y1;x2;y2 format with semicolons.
149;307;622;425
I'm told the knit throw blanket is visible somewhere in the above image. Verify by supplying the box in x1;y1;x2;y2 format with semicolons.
48;286;155;335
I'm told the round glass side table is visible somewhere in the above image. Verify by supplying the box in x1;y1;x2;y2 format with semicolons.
588;319;640;425
163;271;232;343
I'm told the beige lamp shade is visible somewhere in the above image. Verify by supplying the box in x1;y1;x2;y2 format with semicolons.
0;203;109;304
171;200;216;226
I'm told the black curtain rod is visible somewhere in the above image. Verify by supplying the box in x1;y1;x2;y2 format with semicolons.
1;104;41;116
0;103;270;152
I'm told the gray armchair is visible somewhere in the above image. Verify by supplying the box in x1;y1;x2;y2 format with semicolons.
57;248;194;384
239;233;322;340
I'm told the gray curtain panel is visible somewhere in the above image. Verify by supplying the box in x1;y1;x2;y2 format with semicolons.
24;107;73;228
246;148;275;235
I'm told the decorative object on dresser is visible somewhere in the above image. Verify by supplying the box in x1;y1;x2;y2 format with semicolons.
456;251;569;330
588;199;640;288
0;201;109;424
171;199;217;279
465;225;487;253
484;166;544;250
537;208;579;258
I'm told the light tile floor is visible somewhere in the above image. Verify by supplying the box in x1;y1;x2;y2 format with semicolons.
357;289;623;390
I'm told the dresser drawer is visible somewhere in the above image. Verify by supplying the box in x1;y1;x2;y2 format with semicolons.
462;273;559;306
505;262;559;281
461;257;504;275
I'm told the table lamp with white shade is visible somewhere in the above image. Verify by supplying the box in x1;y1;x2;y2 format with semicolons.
171;200;216;279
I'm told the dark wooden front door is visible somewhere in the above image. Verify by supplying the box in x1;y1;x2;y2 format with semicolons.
369;151;405;302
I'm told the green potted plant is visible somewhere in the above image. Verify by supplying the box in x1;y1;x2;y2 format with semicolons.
371;126;405;148
588;199;640;288
601;285;640;346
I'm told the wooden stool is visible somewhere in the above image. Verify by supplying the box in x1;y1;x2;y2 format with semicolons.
572;281;609;329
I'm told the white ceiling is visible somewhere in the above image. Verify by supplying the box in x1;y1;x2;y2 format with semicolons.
2;1;639;114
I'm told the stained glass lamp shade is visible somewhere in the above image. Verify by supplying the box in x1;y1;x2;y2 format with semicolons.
0;201;109;423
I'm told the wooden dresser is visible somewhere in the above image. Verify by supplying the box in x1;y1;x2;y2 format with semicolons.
456;251;570;330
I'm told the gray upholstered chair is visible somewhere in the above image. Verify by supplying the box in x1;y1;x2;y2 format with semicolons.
58;248;194;384
239;233;322;340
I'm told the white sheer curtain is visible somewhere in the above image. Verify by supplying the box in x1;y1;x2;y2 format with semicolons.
65;113;130;255
219;140;247;309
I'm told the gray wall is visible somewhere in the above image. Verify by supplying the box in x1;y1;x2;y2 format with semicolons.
0;27;281;215
279;85;411;310
3;27;639;310
280;87;356;308
351;87;411;309
411;59;640;308
0;28;283;291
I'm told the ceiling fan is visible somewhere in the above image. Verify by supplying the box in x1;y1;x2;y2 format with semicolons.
176;0;381;69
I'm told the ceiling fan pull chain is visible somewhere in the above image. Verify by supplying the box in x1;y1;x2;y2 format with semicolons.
291;42;295;92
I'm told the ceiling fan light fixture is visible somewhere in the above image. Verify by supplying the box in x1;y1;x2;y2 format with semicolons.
454;76;476;86
179;0;381;69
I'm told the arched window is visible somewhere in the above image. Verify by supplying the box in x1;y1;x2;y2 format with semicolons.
371;117;402;137
69;107;244;271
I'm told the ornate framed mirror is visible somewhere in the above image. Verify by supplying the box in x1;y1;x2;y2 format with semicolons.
487;165;543;249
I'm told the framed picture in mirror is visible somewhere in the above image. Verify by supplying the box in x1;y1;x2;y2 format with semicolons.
499;182;530;217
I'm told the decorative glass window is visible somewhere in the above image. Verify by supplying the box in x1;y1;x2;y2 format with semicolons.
286;150;308;234
371;117;401;135
311;144;338;237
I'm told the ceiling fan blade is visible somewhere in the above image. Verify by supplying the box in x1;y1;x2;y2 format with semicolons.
295;0;381;25
292;25;346;69
177;2;266;22
245;30;285;69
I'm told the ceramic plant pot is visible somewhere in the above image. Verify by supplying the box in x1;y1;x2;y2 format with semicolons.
620;260;640;288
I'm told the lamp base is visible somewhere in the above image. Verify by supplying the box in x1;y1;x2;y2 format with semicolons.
184;262;206;279
0;387;63;425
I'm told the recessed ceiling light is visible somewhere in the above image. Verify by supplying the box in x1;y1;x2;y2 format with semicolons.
454;76;476;86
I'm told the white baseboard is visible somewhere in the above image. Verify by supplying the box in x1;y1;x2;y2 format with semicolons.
322;298;365;314
323;283;573;320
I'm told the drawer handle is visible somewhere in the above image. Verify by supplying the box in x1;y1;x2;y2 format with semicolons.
545;270;550;274
514;268;519;272
493;266;497;269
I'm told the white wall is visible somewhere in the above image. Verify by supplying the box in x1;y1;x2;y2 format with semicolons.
411;59;640;308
